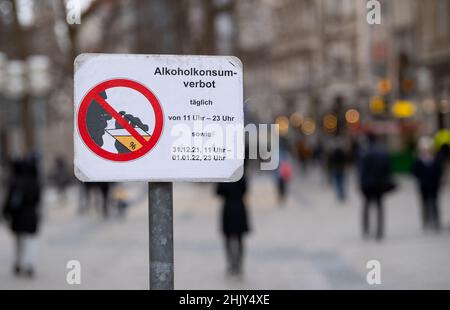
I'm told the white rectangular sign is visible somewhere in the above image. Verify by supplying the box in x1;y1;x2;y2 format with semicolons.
74;54;244;182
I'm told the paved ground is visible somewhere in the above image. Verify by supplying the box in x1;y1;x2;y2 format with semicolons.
1;167;450;290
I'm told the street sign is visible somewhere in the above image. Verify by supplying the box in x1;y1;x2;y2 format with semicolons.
74;54;244;182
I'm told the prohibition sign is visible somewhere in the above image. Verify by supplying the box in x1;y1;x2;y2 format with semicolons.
77;79;163;162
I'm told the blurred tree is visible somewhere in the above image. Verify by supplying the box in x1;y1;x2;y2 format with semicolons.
8;0;33;151
0;0;236;162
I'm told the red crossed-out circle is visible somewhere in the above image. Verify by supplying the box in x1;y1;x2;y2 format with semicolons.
77;79;163;162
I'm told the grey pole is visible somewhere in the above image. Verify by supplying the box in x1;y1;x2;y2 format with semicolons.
148;182;174;290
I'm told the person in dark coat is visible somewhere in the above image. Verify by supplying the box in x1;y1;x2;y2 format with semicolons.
216;175;250;276
358;134;393;241
412;137;443;232
2;158;41;277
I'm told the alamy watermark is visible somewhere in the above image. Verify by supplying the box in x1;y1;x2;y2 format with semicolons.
66;0;81;25
65;1;381;28
170;122;280;171
367;0;381;25
66;260;81;285
366;260;382;285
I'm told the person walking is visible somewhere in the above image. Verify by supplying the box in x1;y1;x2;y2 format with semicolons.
275;145;293;207
78;181;94;214
97;182;111;218
51;156;71;204
412;137;443;232
276;158;293;207
328;140;348;203
113;183;129;219
78;182;111;218
216;175;250;276
358;134;394;241
2;157;42;277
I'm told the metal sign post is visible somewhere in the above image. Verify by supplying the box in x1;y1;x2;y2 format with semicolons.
148;182;174;290
74;54;244;290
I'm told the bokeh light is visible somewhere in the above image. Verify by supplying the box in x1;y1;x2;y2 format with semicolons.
378;78;392;95
370;96;386;114
422;98;436;114
301;118;316;135
345;109;360;124
441;99;450;114
275;115;290;136
290;112;303;128
392;100;417;118
323;114;338;133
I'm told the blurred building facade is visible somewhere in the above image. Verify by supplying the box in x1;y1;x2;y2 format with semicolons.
235;0;274;123
271;0;321;122
0;0;221;175
417;0;450;130
1;0;450;176
235;0;377;131
235;0;448;148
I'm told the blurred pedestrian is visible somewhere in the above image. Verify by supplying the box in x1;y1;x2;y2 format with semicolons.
358;134;395;241
275;145;293;207
434;129;450;161
113;183;129;219
312;140;324;167
276;158;293;207
216;175;250;276
437;144;450;165
78;182;111;218
2;158;42;277
78;181;94;214
296;138;312;173
51;155;71;204
97;182;111;218
349;138;362;164
412;137;443;232
328;139;348;203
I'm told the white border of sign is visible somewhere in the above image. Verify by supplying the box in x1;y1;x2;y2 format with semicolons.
74;54;244;182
